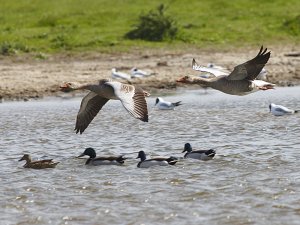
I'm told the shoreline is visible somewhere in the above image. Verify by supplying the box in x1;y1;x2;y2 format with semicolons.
1;45;299;102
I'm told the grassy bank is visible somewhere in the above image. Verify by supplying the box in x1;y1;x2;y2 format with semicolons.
0;0;299;56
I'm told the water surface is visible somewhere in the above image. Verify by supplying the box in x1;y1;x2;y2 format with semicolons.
1;87;300;225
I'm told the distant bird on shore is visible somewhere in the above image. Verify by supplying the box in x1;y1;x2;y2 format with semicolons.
155;97;182;110
269;103;299;116
77;148;127;166
19;154;59;169
182;143;216;161
131;67;152;78
136;151;178;168
197;63;229;77
111;68;131;81
207;63;228;71
60;79;149;134
177;46;275;96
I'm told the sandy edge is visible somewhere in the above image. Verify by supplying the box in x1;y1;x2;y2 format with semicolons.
0;45;299;102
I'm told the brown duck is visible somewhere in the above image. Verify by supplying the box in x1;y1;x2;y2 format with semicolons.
19;154;59;169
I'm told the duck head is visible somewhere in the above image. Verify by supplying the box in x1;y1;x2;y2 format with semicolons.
19;154;31;162
182;143;192;153
136;151;147;161
78;148;96;159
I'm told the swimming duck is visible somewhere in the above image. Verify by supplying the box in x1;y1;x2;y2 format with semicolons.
19;154;59;169
77;148;127;166
155;97;182;110
269;103;299;116
177;46;275;96
182;143;216;161
60;79;149;134
136;150;178;168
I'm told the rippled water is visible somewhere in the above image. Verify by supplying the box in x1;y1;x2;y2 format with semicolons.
1;86;300;225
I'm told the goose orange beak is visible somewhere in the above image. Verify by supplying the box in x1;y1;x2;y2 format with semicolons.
258;84;275;90
176;77;185;82
60;83;71;92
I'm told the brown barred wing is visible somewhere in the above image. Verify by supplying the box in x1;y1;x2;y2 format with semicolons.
75;92;109;134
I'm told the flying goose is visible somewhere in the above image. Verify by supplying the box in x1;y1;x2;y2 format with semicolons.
177;46;275;96
269;103;299;116
136;151;178;168
77;148;127;166
182;143;216;161
60;79;149;134
155;97;182;110
19;154;59;169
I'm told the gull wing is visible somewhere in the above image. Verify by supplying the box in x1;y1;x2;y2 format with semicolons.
111;68;131;81
75;92;109;134
106;81;148;122
192;59;228;76
274;105;293;113
227;46;271;81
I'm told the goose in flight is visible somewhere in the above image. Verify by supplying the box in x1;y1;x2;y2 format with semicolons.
177;46;275;96
60;79;149;134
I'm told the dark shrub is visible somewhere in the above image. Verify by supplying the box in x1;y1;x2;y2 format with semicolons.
282;15;300;36
125;4;178;41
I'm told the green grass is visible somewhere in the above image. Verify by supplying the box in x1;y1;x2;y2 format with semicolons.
0;0;299;55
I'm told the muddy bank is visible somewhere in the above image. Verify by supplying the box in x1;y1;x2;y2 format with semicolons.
0;45;299;102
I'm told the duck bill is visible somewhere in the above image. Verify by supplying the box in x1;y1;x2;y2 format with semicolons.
77;153;85;158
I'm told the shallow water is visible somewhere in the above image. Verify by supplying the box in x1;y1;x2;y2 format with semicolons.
1;87;300;225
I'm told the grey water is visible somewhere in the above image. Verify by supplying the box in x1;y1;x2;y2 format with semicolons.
1;86;300;225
